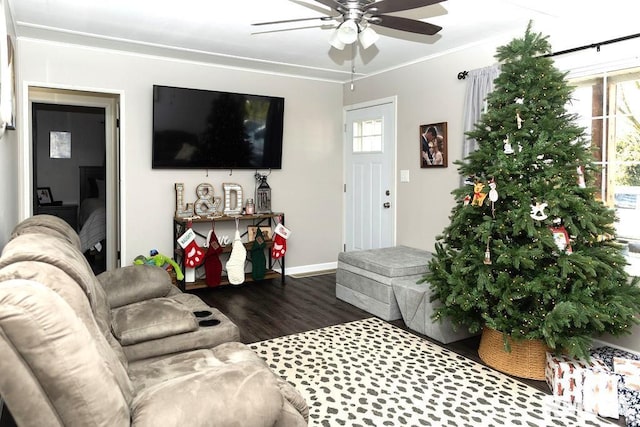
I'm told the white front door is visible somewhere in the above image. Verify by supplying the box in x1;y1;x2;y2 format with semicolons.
344;99;395;251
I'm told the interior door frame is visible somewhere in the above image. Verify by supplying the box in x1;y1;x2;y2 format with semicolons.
342;96;397;252
22;84;122;269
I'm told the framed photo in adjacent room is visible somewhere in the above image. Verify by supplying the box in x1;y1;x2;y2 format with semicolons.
419;122;447;168
37;187;53;206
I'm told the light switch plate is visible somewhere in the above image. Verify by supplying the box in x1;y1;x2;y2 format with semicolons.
400;170;410;182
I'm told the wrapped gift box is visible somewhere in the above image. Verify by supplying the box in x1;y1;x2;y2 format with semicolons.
614;357;640;391
614;357;640;427
591;347;640;427
545;352;608;406
582;368;620;419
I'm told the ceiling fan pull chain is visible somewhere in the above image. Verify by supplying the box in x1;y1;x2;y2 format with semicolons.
350;45;356;91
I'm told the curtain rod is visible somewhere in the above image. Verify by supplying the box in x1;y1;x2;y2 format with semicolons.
457;32;640;79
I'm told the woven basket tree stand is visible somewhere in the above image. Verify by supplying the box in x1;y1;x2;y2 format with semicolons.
478;327;550;380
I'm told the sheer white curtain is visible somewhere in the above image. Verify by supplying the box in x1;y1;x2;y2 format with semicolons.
462;64;501;158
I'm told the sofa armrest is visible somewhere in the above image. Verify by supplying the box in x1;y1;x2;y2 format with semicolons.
130;363;285;427
96;265;173;308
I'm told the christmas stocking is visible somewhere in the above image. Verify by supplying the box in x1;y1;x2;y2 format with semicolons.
226;220;247;285
204;228;224;287
272;233;286;259
271;222;290;260
251;227;267;280
177;227;205;268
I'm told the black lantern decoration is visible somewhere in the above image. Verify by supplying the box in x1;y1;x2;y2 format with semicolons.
255;173;271;214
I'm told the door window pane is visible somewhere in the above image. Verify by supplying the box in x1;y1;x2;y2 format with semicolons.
353;119;383;153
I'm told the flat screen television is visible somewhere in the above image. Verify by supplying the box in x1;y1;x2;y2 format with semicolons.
152;85;284;169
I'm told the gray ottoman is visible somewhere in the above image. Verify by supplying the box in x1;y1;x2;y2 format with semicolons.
392;276;476;343
336;246;432;321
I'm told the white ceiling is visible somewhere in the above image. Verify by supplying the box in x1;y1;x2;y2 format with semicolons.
7;0;640;82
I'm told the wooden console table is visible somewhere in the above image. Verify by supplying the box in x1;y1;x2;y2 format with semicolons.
173;213;285;291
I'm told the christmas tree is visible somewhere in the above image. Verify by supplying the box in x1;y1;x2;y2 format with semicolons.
424;23;640;360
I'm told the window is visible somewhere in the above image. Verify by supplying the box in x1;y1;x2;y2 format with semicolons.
352;118;383;153
568;68;640;241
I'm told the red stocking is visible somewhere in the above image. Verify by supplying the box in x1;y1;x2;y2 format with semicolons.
205;227;224;287
271;233;286;259
178;226;205;268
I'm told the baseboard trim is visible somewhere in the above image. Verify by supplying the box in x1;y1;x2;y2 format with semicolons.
283;262;338;278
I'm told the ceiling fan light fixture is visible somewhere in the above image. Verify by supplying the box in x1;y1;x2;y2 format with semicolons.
358;25;379;49
336;19;359;44
329;30;346;50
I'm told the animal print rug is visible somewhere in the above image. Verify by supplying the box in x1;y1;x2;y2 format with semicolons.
250;317;616;427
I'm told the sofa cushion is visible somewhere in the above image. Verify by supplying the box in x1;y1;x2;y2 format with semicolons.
131;363;284;427
112;298;198;345
0;261;134;403
10;213;82;249
0;232;127;364
97;265;173;308
0;280;130;427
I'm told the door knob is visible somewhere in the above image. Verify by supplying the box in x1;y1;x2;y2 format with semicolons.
383;202;391;208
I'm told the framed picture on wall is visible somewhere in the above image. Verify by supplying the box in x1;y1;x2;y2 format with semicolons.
247;225;273;241
419;122;448;168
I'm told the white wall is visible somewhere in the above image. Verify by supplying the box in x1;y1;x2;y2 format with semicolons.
0;0;17;249
343;37;640;353
0;124;17;250
16;39;344;272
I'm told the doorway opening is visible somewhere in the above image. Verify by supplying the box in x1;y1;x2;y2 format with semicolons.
28;87;120;273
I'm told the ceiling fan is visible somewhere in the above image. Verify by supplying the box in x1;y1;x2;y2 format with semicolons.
253;0;446;50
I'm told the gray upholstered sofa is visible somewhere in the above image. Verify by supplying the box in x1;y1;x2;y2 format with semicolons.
0;215;308;426
7;214;239;362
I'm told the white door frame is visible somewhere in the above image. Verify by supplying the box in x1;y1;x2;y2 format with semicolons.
21;82;123;269
343;96;397;251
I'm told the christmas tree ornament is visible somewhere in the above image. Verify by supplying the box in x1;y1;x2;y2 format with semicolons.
488;181;499;202
516;112;524;129
488;180;499;217
463;194;472;206
529;202;548;221
576;166;586;188
503;136;515;154
463;175;476;186
550;224;572;254
515;97;524;105
483;239;492;265
471;182;488;206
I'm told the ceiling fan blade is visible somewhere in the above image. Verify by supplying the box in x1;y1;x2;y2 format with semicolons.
371;15;442;35
365;0;445;14
252;16;334;26
312;0;345;12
